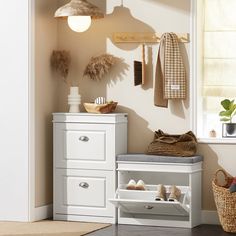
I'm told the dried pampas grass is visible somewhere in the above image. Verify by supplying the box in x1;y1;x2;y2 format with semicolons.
51;50;71;84
84;54;117;81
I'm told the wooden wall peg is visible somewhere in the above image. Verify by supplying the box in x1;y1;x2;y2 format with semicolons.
113;32;189;43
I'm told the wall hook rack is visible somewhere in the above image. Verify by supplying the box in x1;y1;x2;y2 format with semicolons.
113;32;189;43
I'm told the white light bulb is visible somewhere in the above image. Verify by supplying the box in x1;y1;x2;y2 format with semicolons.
67;16;92;33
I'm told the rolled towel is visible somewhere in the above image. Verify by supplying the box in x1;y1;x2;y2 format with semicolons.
95;97;106;104
155;184;166;201
168;185;181;202
126;179;136;190
135;180;146;191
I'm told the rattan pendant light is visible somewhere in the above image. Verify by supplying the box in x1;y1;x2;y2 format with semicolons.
55;0;104;32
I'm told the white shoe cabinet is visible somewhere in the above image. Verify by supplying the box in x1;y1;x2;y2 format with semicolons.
53;113;128;223
110;154;203;228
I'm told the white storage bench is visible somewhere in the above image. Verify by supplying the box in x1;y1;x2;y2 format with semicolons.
110;154;203;228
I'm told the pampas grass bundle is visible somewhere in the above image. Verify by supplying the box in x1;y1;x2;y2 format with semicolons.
84;54;117;81
51;50;71;84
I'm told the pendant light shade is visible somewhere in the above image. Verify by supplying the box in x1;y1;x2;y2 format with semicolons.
54;0;104;19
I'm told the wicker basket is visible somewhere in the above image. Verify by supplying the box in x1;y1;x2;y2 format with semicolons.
212;169;236;233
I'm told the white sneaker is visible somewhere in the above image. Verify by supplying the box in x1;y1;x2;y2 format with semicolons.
126;179;136;190
135;180;146;191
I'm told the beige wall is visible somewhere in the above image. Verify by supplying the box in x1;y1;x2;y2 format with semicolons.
56;0;236;211
57;0;191;151
35;0;58;207
35;0;236;210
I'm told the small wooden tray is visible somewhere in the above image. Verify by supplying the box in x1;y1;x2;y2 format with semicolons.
84;102;118;114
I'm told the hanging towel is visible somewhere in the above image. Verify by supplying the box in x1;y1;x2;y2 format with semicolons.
154;33;186;108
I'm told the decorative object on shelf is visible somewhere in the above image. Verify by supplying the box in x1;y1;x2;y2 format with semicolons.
209;129;217;138
51;50;81;113
134;44;146;86
146;130;198;157
212;169;236;233
83;101;118;114
54;0;104;33
84;54;117;81
219;99;236;137
68;87;81;113
95;97;106;104
51;50;71;85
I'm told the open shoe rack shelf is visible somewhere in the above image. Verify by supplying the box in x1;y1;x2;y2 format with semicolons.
110;155;202;228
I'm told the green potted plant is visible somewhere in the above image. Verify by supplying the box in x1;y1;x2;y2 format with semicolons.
219;99;236;136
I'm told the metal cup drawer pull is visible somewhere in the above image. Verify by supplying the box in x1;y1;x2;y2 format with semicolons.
79;182;89;188
145;205;154;210
79;136;89;142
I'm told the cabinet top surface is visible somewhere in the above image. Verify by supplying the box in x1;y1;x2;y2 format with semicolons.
53;113;128;124
53;112;127;116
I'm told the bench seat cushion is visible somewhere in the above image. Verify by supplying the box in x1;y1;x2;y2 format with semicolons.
117;154;203;164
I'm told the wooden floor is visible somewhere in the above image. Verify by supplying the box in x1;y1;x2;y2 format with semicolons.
87;224;231;236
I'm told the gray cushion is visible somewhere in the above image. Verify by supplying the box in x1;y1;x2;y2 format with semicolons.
117;154;203;164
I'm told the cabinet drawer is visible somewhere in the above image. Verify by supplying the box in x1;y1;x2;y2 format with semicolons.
66;130;105;161
54;169;115;217
54;123;115;169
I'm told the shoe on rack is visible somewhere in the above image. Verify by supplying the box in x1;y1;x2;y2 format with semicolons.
155;184;166;201
135;180;146;191
126;179;136;190
168;185;181;202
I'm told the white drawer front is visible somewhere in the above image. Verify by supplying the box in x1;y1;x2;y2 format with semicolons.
65;176;105;207
66;130;105;161
54;169;115;217
54;123;115;169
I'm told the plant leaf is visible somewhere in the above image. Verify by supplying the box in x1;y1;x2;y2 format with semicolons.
219;110;233;117
229;100;235;110
221;99;231;110
220;117;231;122
219;111;226;116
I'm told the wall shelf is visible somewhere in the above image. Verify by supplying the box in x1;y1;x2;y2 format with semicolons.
113;32;189;43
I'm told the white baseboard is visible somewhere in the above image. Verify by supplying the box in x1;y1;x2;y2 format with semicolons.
201;210;220;225
33;207;219;225
34;204;53;222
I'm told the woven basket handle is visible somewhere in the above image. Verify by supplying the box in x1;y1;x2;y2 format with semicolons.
157;136;177;144
214;169;229;187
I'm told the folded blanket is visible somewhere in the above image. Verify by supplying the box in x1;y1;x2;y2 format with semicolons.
154;33;186;107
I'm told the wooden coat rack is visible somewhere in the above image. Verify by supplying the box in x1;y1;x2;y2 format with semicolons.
113;32;189;43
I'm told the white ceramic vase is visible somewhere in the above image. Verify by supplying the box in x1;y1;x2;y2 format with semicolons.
68;86;81;113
